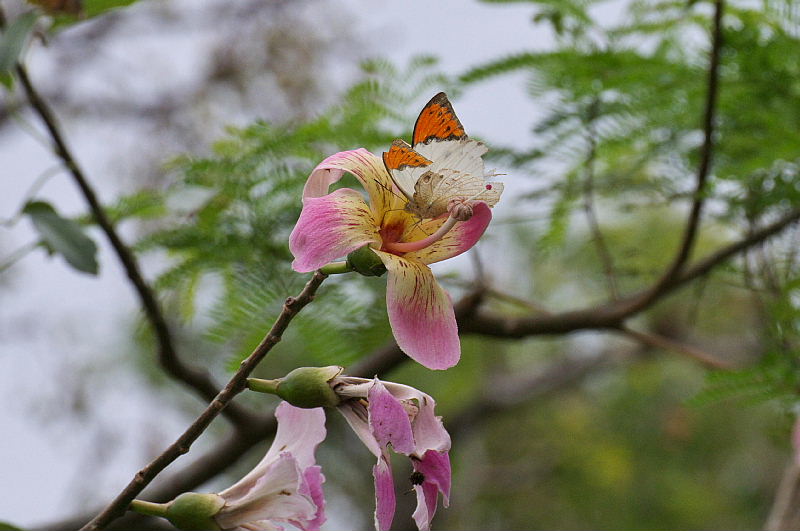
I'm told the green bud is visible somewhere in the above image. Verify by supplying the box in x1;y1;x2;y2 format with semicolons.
277;366;343;408
346;245;387;277
165;492;225;531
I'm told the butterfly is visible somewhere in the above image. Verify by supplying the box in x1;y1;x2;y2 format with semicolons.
382;92;503;220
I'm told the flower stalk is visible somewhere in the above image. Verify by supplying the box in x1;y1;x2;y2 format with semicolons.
246;377;281;395
128;499;169;518
318;261;353;275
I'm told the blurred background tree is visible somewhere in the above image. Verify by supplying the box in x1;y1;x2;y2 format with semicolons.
1;0;800;530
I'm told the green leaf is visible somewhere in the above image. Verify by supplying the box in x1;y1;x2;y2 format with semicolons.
24;200;99;275
0;521;26;531
0;71;12;89
49;0;140;30
0;12;38;75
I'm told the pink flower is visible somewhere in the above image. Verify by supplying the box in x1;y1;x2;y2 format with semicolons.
333;376;451;531
214;402;327;531
289;149;494;370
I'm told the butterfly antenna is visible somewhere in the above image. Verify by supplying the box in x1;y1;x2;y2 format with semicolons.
408;216;432;236
485;168;507;178
373;178;408;203
465;182;499;203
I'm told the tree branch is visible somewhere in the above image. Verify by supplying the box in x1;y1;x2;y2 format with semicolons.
448;349;620;440
43;285;479;531
38;201;799;529
15;62;257;426
72;205;800;529
462;208;800;337
79;271;327;531
617;325;733;370
644;0;724;299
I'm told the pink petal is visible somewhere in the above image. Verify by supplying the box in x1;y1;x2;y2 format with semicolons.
411;482;440;531
293;466;326;531
368;379;415;455
405;202;492;265
414;450;451;506
337;400;382;458
219;403;326;502
373;252;460;370
373;454;396;531
267;403;327;469
411;452;451;531
289;188;379;272
314;149;402;218
215;454;316;529
379;382;451;455
302;168;345;199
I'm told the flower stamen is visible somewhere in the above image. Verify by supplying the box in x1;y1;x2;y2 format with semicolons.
382;215;460;253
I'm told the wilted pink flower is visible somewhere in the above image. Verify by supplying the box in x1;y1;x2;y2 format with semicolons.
333;376;451;531
289;149;494;370
214;402;327;531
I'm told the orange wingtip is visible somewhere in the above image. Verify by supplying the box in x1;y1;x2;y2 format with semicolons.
412;92;467;146
383;139;433;171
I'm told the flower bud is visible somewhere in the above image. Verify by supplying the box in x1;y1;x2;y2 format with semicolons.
447;200;474;221
277;366;343;408
165;492;225;531
346;245;387;277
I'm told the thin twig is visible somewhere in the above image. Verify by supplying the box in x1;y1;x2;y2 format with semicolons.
14;62;256;425
0;164;62;226
442;277;551;314
581;96;619;299
765;460;800;531
618;325;733;370
79;271;327;531
0;240;39;272
448;349;624;440
647;0;725;296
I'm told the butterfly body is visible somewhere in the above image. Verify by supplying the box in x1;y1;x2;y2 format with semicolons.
382;93;503;220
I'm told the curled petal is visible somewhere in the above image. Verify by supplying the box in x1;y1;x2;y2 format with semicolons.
380;382;450;454
220;403;326;503
373;454;396;531
215;454;317;529
374;252;459;370
289;188;379;272
412;482;440;531
338;399;382;458
292;466;326;531
302;167;345;199
411;452;450;531
266;403;327;469
404;202;492;265
414;450;451;506
314;149;403;218
368;379;415;455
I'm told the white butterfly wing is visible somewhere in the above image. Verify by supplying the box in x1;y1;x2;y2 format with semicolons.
390;165;430;201
415;138;487;179
427;169;503;206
